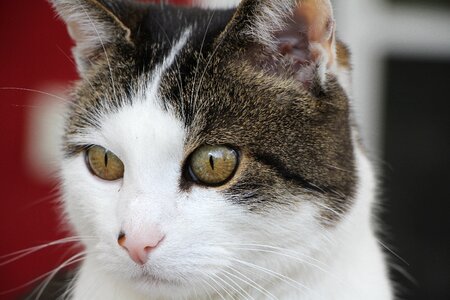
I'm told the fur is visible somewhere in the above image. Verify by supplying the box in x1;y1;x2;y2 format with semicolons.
49;0;393;298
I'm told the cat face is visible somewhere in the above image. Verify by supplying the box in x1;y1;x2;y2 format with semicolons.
53;0;356;296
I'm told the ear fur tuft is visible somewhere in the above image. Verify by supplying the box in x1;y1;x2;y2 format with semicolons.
50;0;132;75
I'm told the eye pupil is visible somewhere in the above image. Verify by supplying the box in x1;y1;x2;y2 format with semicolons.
187;145;239;186
104;152;108;167
209;155;215;170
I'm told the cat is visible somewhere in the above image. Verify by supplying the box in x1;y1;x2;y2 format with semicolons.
47;0;393;299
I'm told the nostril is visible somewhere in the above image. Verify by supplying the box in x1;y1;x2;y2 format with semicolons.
118;232;126;248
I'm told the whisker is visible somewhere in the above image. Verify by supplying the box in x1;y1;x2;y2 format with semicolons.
212;242;327;267
210;273;238;299
192;23;227;114
58;269;79;300
55;45;97;93
191;279;199;299
389;261;418;286
190;11;215;113
0;236;94;266
56;45;76;66
223;266;278;300
225;246;331;274
229;257;312;295
377;239;409;266
313;201;345;219
221;245;356;294
219;271;254;300
33;252;87;300
199;276;227;300
196;277;213;300
0;87;70;103
19;186;61;211
0;252;86;296
78;0;118;103
10;104;41;109
208;272;233;299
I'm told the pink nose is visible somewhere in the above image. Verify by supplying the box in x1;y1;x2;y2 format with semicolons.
118;228;164;265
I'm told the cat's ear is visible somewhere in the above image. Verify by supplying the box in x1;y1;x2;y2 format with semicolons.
50;0;133;75
224;0;338;88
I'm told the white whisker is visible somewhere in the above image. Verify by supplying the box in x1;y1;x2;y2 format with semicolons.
229;257;312;295
219;270;254;300
197;277;213;300
377;239;409;266
199;275;227;300
223;266;278;300
213;242;327;266
192;24;227;114
225;246;331;274
190;11;215;109
0;87;70;103
1;252;86;297
33;252;87;300
211;273;241;299
78;0;118;102
0;236;94;266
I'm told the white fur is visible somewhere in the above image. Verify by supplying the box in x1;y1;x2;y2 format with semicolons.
247;1;296;49
55;1;392;298
193;0;241;9
63;134;393;299
59;34;392;299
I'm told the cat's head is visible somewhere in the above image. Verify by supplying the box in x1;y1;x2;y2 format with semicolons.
52;0;357;296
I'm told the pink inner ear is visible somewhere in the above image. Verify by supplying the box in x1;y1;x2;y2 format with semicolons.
273;0;336;85
297;0;336;68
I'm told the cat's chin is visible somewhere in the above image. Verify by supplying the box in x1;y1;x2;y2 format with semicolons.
126;271;199;298
119;260;204;294
78;255;198;299
135;272;180;286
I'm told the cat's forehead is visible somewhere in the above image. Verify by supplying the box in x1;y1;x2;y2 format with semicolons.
64;6;234;136
63;4;323;138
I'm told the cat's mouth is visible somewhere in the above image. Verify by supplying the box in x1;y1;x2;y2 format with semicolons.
136;269;184;287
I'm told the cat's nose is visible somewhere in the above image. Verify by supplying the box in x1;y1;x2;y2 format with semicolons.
117;226;165;265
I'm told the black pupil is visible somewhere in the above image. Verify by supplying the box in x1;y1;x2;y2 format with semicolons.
209;155;215;170
104;152;108;167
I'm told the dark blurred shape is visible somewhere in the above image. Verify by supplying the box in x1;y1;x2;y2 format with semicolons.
382;57;450;300
391;0;450;8
22;271;75;300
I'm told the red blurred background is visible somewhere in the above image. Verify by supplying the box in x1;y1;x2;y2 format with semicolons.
0;0;190;299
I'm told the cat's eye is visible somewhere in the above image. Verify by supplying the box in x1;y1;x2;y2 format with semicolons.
187;145;239;186
86;146;124;181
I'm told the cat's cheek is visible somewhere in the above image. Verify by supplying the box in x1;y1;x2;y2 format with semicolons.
89;189;244;285
61;155;123;247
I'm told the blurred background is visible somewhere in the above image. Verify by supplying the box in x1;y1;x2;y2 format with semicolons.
333;1;450;299
0;0;449;299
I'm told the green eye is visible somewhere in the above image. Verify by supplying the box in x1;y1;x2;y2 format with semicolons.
86;146;124;181
187;145;239;186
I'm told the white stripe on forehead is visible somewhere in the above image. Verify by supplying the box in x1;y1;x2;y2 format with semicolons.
146;28;192;101
68;29;192;151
